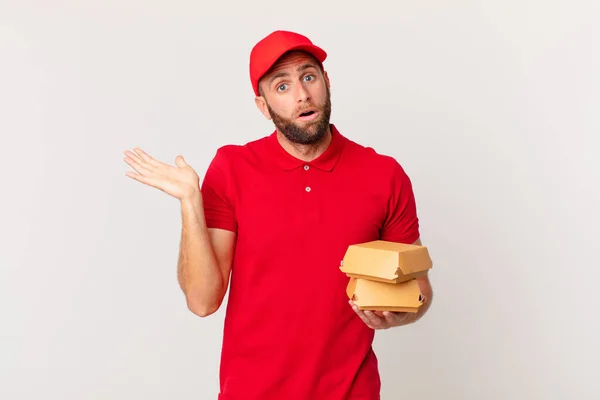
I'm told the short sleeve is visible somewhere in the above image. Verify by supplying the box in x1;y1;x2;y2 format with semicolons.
380;161;420;244
200;148;237;233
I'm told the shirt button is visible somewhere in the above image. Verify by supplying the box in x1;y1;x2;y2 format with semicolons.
304;165;310;171
305;186;311;192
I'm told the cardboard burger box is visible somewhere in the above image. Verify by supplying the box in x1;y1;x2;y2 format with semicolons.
345;277;424;313
340;240;433;312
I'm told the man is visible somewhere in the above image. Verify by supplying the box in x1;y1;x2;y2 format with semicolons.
124;30;433;400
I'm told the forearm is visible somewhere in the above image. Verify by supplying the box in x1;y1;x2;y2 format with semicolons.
400;276;434;326
177;193;225;316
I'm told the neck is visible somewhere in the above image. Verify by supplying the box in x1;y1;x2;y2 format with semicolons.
276;125;333;162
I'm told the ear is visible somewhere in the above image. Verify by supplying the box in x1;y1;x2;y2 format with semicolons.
323;70;330;88
255;96;272;120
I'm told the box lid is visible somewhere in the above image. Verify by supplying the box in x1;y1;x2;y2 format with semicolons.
340;240;432;283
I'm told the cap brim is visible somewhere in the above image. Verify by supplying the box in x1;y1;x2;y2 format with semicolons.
264;43;328;75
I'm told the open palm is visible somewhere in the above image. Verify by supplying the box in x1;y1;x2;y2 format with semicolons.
124;148;200;200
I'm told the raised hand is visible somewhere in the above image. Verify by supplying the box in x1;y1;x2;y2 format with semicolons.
124;148;200;201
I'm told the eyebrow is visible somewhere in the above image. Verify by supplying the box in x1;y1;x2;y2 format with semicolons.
268;63;318;86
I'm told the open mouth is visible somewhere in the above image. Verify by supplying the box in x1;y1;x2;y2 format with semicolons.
297;109;319;120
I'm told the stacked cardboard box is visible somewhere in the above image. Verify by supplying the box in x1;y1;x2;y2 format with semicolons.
339;240;433;313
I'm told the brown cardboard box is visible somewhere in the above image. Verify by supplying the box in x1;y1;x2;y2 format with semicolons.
340;240;432;313
339;240;432;284
346;277;424;312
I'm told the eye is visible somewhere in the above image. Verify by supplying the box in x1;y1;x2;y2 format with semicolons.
303;75;315;82
276;83;288;92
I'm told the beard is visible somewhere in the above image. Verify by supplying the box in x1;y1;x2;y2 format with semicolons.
266;86;332;145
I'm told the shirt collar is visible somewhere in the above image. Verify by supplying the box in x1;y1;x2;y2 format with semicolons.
266;124;346;172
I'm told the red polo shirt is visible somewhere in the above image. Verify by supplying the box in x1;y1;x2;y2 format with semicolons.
201;124;420;400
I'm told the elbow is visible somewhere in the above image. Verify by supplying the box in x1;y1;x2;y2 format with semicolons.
186;296;221;318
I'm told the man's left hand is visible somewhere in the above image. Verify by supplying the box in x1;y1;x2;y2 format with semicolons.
349;300;412;330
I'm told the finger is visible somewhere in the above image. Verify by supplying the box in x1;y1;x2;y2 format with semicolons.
357;312;375;329
124;150;159;175
175;155;187;168
124;155;153;176
126;149;157;173
133;148;166;168
363;310;386;328
384;311;410;327
124;150;143;163
382;311;400;326
349;301;375;328
125;171;160;187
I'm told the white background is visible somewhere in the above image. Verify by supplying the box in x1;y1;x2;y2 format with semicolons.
1;1;598;399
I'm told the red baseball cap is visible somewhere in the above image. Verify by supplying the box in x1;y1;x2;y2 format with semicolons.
249;30;327;96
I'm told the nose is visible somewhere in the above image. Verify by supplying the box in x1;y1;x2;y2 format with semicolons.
296;82;310;103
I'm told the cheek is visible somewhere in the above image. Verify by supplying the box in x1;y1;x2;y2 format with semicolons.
273;100;295;118
312;86;328;105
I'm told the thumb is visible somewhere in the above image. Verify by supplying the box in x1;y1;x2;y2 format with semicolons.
175;155;187;167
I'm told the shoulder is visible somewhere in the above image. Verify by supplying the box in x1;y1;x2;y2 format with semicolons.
210;135;269;166
343;136;406;176
340;135;415;197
